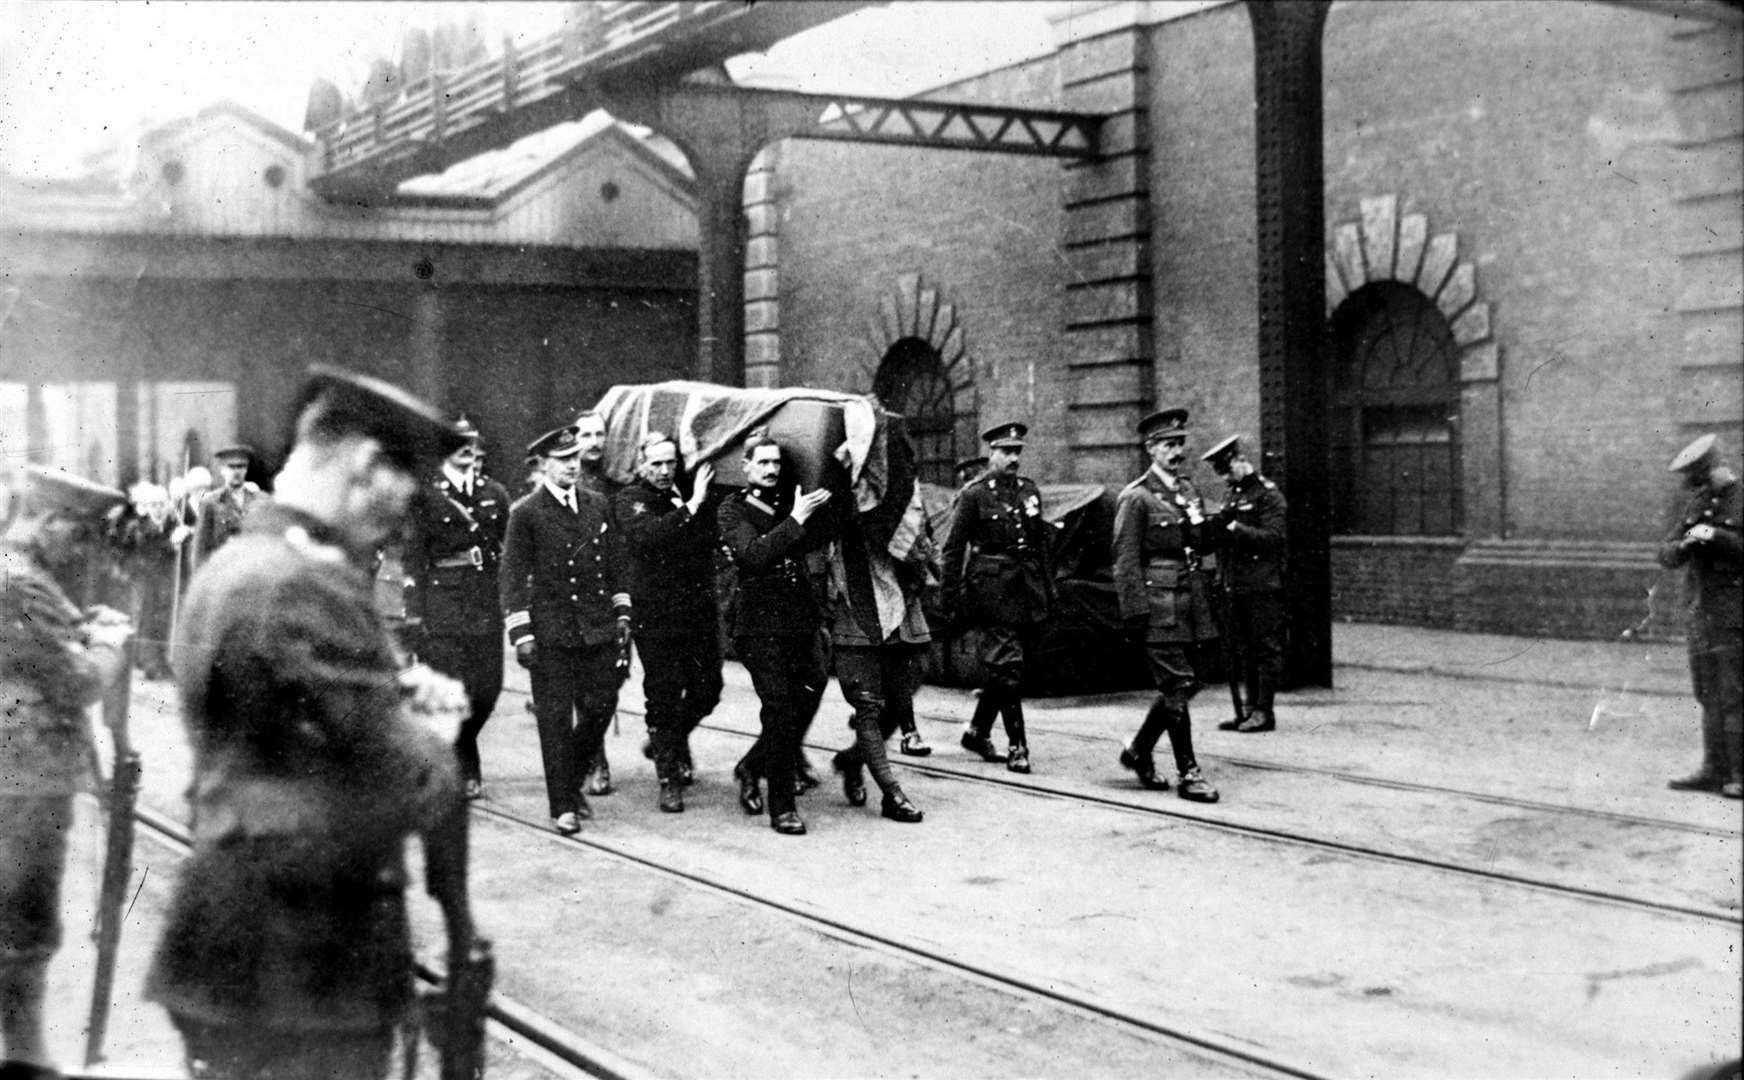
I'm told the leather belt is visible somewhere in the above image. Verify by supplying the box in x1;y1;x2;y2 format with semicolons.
433;547;485;569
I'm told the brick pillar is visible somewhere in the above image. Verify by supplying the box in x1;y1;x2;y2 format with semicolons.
742;145;783;389
1249;0;1332;687
1059;25;1155;485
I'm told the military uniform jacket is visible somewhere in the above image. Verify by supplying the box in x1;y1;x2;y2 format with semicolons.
1214;473;1288;594
146;502;460;1031
500;484;630;649
192;483;267;566
1113;468;1222;643
719;487;832;638
1658;475;1743;632
401;471;510;637
615;477;719;636
940;473;1054;626
0;543;123;795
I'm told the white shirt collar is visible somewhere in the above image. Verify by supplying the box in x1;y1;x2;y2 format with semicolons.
442;463;472;493
543;478;577;507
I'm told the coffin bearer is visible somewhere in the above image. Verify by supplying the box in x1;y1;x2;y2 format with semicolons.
719;428;836;835
2;468;132;1078
939;422;1053;773
1112;408;1221;802
571;410;625;795
146;365;479;1080
1203;434;1288;733
614;432;725;813
192;443;267;568
501;426;632;834
1659;433;1743;800
402;416;511;799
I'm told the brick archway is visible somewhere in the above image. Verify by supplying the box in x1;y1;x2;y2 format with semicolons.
853;273;980;459
1326;195;1504;538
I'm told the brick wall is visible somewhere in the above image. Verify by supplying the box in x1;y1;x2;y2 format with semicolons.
1330;538;1464;629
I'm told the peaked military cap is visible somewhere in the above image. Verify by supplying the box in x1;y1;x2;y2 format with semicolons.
1668;433;1718;473
527;425;582;459
955;455;989;475
21;465;128;519
212;444;256;464
454;414;481;441
295;364;468;467
981;422;1028;449
1202;433;1245;465
1138;408;1190;443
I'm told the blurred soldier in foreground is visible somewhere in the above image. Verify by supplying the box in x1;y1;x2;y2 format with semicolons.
1;467;133;1078
825;496;928;824
940;422;1053;773
1202;435;1288;733
1112;409;1221;803
1659;433;1743;800
501;426;632;834
402;417;511;800
191;444;267;568
146;366;481;1079
719;429;835;835
571;410;625;796
615;432;724;813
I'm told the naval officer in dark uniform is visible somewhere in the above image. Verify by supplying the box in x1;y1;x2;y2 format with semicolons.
146;366;478;1080
1660;433;1743;800
939;422;1053;773
401;416;511;798
500;426;632;833
614;432;724;814
718;428;835;835
1202;434;1288;734
1112;408;1221;803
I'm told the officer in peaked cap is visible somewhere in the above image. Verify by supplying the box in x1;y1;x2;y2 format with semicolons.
1111;407;1222;802
2;467;133;1078
193;442;268;569
500;422;632;834
147;365;479;1079
401;412;513;801
939;420;1053;773
1202;434;1289;734
953;455;990;487
1659;432;1743;800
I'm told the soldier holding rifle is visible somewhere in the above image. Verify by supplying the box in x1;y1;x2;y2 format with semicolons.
1;467;133;1079
1203;434;1288;734
146;366;486;1080
1111;408;1221;803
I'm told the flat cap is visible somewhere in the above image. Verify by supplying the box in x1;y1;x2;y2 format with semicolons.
1202;433;1244;465
981;422;1028;449
1138;408;1190;442
21;465;128;519
1668;433;1717;473
295;364;467;468
527;425;582;460
212;444;256;463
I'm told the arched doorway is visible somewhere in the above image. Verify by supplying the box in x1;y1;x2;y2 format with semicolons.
875;337;959;487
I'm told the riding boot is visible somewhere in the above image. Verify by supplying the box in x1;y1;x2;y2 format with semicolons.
1132;697;1172;759
1002;695;1031;773
1165;704;1199;778
961;688;1006;761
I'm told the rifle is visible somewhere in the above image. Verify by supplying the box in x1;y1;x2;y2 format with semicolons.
84;631;139;1068
417;798;492;1080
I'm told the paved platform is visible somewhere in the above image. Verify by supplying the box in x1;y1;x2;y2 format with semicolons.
32;621;1739;1078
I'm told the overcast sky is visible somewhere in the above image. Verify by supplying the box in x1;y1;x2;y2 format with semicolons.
0;1;1080;178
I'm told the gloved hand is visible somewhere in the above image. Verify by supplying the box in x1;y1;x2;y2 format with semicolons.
515;640;538;669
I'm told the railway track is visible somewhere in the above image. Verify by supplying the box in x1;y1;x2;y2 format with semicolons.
129;804;649;1080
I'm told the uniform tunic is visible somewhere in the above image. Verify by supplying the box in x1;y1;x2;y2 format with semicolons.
939;472;1054;697
615;477;724;777
499;483;630;817
192;483;267;567
1213;472;1288;713
2;543;126;961
146;503;460;1036
1658;473;1744;772
401;470;511;784
1113;467;1222;708
719;486;834;818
